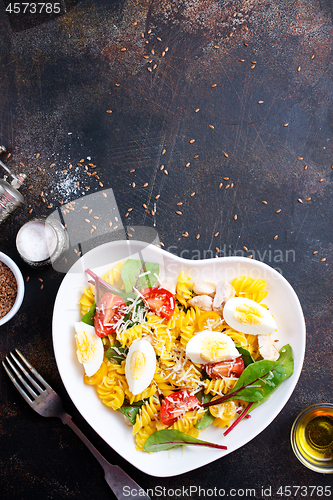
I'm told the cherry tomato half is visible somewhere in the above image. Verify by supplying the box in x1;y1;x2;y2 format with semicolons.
94;292;126;337
204;356;245;379
160;390;200;426
141;287;175;320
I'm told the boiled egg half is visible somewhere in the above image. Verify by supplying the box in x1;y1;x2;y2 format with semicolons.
186;331;239;364
75;322;104;377
223;297;277;335
125;339;156;395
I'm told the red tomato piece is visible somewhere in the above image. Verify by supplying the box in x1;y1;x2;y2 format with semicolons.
204;356;245;379
160;390;200;426
94;293;126;337
141;287;175;320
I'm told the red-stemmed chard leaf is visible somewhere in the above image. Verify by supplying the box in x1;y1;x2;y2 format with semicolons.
143;429;227;453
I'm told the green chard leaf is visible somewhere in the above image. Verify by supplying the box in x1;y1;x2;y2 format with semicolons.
121;259;159;293
143;429;227;453
118;404;142;425
222;345;294;436
105;343;128;364
203;359;286;408
81;300;96;326
236;346;255;367
194;391;214;429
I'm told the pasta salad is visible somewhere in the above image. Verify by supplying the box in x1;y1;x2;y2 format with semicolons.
74;258;294;453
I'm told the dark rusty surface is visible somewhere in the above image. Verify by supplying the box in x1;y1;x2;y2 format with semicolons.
0;0;332;498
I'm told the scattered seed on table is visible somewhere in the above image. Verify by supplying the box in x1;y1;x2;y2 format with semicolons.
106;110;112;113
85;219;90;223
224;152;229;158
209;125;214;129
224;177;229;180
215;247;219;252
306;197;311;201
248;255;253;259
36;153;40;158
225;184;230;189
233;214;238;220
262;200;267;205
186;163;190;167
212;84;217;87
313;251;318;255
176;211;182;215
115;217;118;222
321;258;327;262
195;108;200;112
251;65;255;69
28;208;33;213
304;165;308;170
103;192;107;198
297;66;301;72
239;58;244;62
219;183;223;188
162;149;166;155
177;202;183;206
143;182;148;187
189;139;195;144
194;155;199;159
143;204;147;209
182;232;189;237
89;209;92;214
243;246;248;251
196;234;200;239
297;198;303;203
160;165;164;170
190;192;195;197
38;278;43;282
155;195;160;200
132;182;136;188
128;208;133;212
284;123;289;127
319;178;324;183
230;183;234;188
214;232;219;237
83;206;88;209
164;170;168;175
273;235;278;240
109;222;112;227
258;100;264;104
298;157;303;160
276;209;281;213
160;242;165;247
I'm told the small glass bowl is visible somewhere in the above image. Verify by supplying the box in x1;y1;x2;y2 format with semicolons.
291;403;333;473
0;252;25;326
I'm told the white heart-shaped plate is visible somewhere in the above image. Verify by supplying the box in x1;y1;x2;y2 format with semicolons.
52;240;305;477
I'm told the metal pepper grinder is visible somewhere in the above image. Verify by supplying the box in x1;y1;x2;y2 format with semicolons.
0;146;26;226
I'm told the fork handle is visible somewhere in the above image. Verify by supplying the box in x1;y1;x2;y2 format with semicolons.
60;412;151;500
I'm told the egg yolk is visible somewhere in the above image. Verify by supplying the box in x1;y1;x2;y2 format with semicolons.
130;351;146;379
200;339;230;362
234;303;263;325
75;330;98;363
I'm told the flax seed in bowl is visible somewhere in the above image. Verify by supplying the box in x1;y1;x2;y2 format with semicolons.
0;252;25;326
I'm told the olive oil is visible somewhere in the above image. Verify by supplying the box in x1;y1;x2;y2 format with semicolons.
291;403;333;473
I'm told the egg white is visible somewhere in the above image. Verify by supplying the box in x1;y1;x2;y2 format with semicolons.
75;322;104;377
223;297;277;335
125;339;156;395
186;330;240;364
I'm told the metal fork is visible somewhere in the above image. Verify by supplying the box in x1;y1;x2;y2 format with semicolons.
2;349;151;500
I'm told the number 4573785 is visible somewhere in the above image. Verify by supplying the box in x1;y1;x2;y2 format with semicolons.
5;3;62;14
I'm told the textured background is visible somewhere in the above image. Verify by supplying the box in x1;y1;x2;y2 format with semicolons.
0;1;332;499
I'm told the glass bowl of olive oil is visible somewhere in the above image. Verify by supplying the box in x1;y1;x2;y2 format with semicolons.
291;403;333;473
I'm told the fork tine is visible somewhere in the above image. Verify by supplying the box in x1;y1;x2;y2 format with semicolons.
5;354;40;399
15;349;54;393
2;359;35;406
